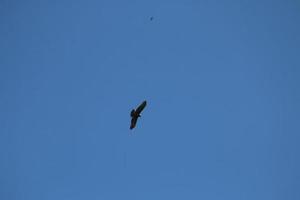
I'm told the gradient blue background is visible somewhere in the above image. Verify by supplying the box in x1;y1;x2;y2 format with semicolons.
1;0;300;199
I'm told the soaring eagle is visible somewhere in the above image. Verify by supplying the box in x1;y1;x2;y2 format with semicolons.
130;100;147;130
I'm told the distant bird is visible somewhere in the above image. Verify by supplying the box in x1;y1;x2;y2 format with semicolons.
130;100;147;129
150;16;153;21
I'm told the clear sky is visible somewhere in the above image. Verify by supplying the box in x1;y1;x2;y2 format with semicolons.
1;0;300;199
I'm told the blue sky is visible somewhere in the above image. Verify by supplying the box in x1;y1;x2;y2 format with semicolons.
1;0;300;199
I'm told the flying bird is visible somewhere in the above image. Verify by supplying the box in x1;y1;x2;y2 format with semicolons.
130;100;147;130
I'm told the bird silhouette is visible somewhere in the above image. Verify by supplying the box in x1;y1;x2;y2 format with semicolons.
130;100;147;129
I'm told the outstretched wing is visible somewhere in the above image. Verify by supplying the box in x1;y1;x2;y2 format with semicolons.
130;117;138;129
135;100;147;115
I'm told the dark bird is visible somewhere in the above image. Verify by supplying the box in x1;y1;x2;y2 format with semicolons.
130;100;147;130
150;16;153;21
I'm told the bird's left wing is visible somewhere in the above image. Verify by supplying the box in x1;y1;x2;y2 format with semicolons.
130;117;138;129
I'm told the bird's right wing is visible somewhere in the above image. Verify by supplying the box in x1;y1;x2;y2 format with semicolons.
135;101;147;114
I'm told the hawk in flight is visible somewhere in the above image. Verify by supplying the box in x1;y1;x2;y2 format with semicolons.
130;100;147;130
